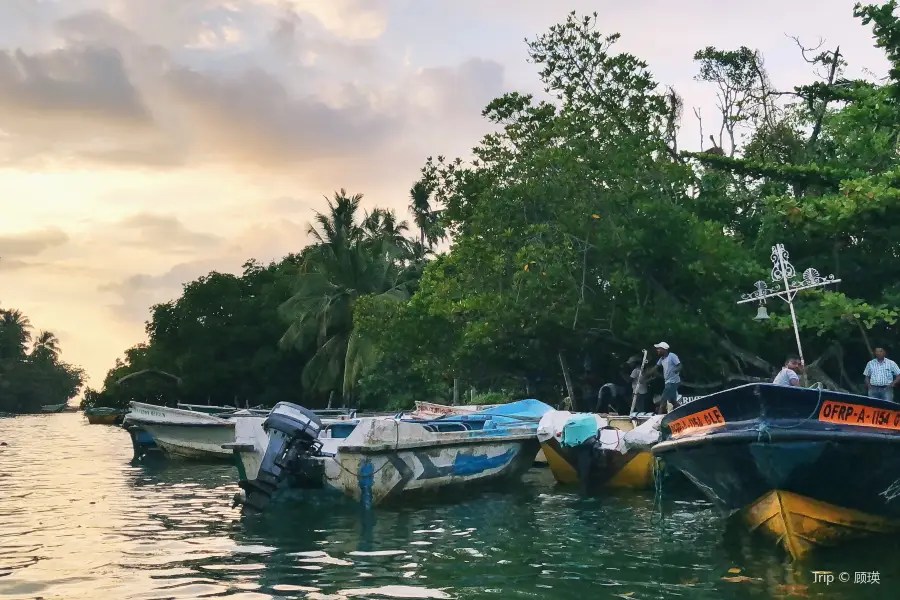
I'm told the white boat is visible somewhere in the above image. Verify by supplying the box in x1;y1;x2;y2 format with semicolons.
230;399;553;510
124;402;253;460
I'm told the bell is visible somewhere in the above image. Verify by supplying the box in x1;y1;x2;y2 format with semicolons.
754;305;770;321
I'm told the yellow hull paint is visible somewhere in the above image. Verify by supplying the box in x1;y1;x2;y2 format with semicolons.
540;438;654;490
607;451;654;489
86;414;120;425
541;441;580;485
742;490;900;560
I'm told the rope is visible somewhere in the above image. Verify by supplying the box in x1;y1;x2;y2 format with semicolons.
756;385;825;440
651;456;665;527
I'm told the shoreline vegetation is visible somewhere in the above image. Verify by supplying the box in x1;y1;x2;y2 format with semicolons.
0;308;85;414
70;3;900;414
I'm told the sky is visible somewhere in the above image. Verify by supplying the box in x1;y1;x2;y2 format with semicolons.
0;0;891;390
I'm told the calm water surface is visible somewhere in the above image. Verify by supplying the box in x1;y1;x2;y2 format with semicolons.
2;413;900;599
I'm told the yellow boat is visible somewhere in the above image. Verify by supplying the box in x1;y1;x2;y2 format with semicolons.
84;407;125;425
539;414;657;493
742;489;900;560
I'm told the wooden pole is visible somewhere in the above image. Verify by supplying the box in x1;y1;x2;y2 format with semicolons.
629;349;649;415
558;352;576;411
453;378;459;405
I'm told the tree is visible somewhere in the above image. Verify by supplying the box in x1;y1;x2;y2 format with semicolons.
0;308;84;413
279;191;415;402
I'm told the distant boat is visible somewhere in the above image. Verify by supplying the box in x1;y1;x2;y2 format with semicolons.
84;407;125;425
40;403;67;413
231;399;554;511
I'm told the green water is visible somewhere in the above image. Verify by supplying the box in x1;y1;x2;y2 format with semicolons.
2;413;899;599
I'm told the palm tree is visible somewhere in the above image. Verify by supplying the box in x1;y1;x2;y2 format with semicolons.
31;330;60;362
409;180;433;247
0;309;32;361
280;191;411;401
408;180;446;249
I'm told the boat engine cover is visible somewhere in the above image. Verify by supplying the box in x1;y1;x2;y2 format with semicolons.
264;402;323;441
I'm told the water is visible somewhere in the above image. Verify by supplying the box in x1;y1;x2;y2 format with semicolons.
2;415;900;599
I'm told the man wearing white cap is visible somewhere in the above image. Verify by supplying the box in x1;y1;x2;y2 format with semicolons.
652;342;681;414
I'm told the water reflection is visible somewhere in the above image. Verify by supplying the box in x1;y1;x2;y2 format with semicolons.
3;413;900;599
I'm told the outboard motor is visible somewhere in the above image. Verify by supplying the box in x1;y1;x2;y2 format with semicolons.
236;402;323;511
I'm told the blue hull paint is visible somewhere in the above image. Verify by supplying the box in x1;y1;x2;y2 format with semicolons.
453;448;516;476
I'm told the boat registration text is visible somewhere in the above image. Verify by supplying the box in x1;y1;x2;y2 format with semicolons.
668;407;726;438
818;401;900;431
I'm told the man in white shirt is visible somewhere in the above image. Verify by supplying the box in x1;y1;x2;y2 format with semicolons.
864;348;900;402
651;342;681;414
773;357;802;387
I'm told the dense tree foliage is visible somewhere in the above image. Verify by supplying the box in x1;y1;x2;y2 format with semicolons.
91;2;900;411
0;308;85;413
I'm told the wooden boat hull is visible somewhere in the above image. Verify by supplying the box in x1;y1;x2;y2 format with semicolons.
231;400;552;508
85;408;125;425
86;413;122;425
127;402;236;461
541;438;654;491
41;404;67;413
124;422;161;459
323;436;541;506
654;383;900;559
540;414;657;492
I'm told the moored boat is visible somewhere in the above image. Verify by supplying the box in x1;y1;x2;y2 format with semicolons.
652;382;900;559
40;403;67;413
84;407;125;425
232;399;552;510
124;402;265;460
537;411;663;493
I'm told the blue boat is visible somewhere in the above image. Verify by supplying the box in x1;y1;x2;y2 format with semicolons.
231;399;553;510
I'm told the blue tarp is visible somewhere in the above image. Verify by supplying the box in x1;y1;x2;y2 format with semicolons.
439;399;553;428
560;414;599;447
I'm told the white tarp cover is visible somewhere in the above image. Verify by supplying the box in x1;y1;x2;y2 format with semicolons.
620;415;664;453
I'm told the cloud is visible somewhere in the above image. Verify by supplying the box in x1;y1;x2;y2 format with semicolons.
0;6;505;182
0;45;151;124
116;213;223;251
0;228;69;258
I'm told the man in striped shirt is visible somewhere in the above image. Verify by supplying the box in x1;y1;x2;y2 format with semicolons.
864;348;900;402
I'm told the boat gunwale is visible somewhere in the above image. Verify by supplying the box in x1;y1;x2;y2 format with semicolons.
652;426;900;455
125;415;235;428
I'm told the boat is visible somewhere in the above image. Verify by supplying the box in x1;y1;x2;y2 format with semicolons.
40;403;67;413
537;411;664;493
124;402;269;460
84;407;126;425
123;402;358;461
652;382;900;559
231;399;553;510
408;401;500;419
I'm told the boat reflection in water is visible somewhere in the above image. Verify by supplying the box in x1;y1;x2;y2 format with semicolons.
653;382;900;559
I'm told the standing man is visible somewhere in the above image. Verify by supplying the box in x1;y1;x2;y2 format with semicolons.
652;342;681;414
773;357;802;387
863;348;900;402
